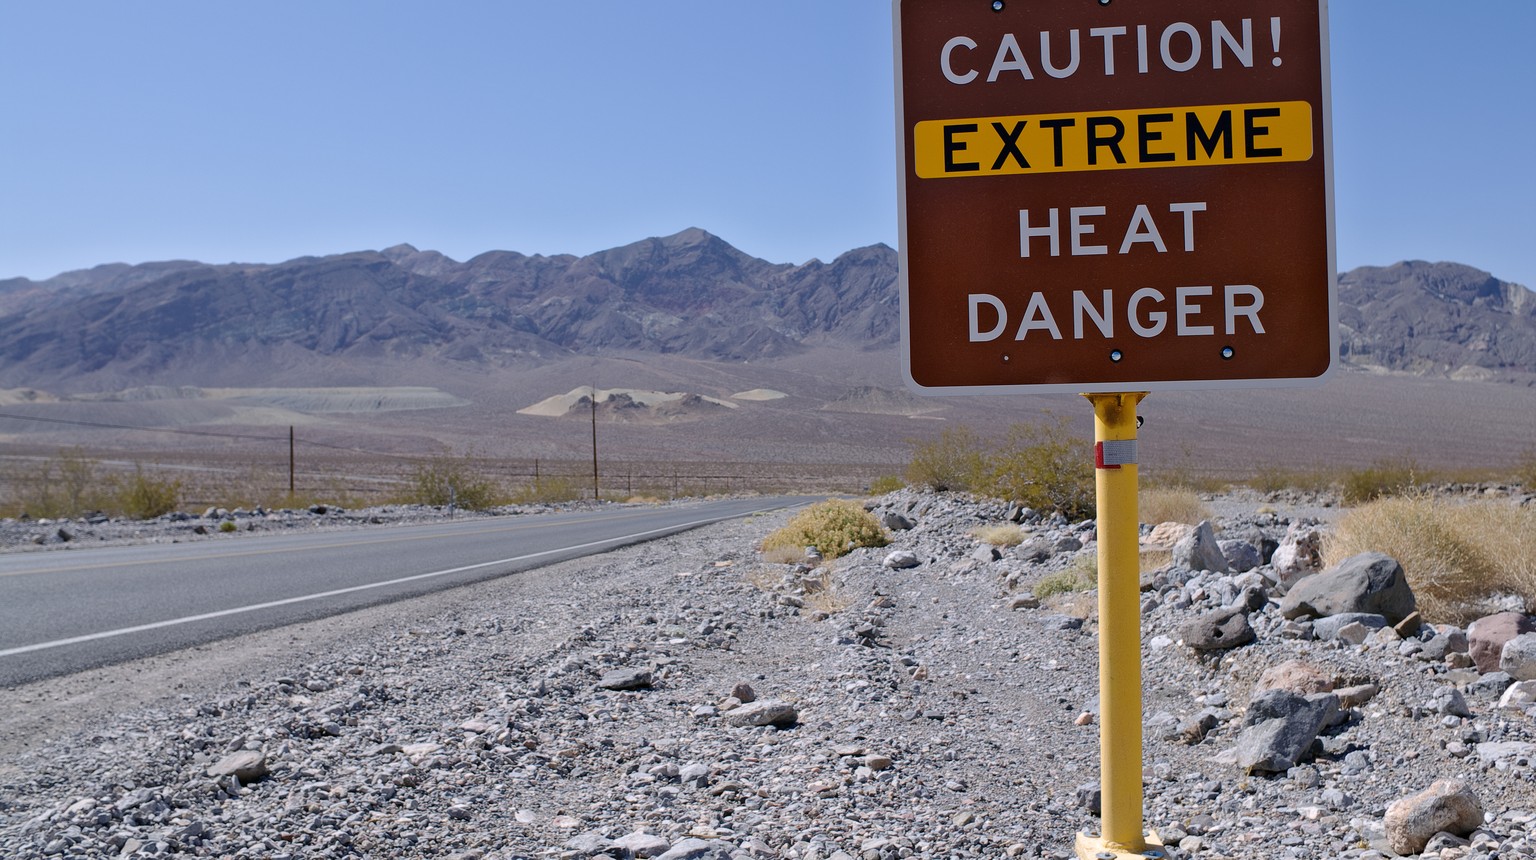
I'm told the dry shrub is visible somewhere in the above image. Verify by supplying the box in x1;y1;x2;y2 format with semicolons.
407;451;503;509
107;465;183;519
1140;486;1211;525
975;416;1095;520
760;500;888;560
905;426;984;492
509;476;582;505
1324;494;1536;625
868;475;905;495
1340;457;1423;505
904;418;1094;518
1248;467;1334;495
1516;448;1536;492
971;524;1025;547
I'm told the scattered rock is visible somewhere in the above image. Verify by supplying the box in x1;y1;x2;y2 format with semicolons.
882;550;921;570
1180;607;1255;651
1383;779;1484;856
722;699;798;728
1172;520;1229;574
206;750;268;783
1254;660;1334;696
1499;632;1536;681
1468;611;1536;674
1233;690;1339;773
598;667;654;691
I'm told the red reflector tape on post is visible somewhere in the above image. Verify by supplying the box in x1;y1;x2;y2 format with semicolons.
1095;440;1137;470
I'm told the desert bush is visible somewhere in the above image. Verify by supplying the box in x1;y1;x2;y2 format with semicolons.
1340;457;1423;505
1516;447;1536;492
905;426;984;492
1140;486;1211;525
509;476;583;505
760;500;888;560
405;452;503;509
1324;494;1536;625
868;475;905;495
903;419;1094;517
219;519;238;533
3;449;105;519
971;524;1025;547
108;466;182;519
975;416;1095;519
1248;466;1335;495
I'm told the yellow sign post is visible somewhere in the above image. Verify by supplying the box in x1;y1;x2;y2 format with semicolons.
1076;392;1165;860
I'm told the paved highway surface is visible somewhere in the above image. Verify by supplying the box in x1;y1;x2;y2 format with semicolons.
0;497;812;687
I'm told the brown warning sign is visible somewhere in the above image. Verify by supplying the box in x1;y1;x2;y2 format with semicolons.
895;0;1336;393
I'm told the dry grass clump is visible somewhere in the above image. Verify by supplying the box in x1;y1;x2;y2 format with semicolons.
971;524;1026;547
1324;494;1536;625
1140;486;1211;525
760;499;888;560
760;544;809;565
1140;548;1172;574
1034;559;1098;598
801;568;852;614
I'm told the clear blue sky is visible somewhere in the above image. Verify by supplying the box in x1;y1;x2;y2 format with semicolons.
2;1;1532;289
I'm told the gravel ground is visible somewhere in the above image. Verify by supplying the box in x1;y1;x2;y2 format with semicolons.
1;489;1533;860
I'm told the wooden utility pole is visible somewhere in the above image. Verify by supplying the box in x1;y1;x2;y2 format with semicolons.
288;426;295;496
590;386;600;500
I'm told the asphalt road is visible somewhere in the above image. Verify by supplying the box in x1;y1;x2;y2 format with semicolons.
0;497;812;687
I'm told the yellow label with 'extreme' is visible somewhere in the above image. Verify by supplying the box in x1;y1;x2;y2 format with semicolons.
913;101;1313;178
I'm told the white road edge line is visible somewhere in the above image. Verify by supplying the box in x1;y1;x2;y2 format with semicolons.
1;505;790;659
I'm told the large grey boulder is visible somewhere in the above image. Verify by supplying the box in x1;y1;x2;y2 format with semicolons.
1173;520;1229;573
1279;552;1416;625
1233;690;1339;773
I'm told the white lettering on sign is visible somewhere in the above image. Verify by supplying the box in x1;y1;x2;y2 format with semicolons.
942;18;1280;84
966;285;1265;342
1020;202;1206;258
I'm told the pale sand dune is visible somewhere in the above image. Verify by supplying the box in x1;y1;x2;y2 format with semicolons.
0;388;58;406
730;388;788;401
518;387;739;417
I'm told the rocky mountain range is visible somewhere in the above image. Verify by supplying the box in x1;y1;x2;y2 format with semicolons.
0;229;1532;391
